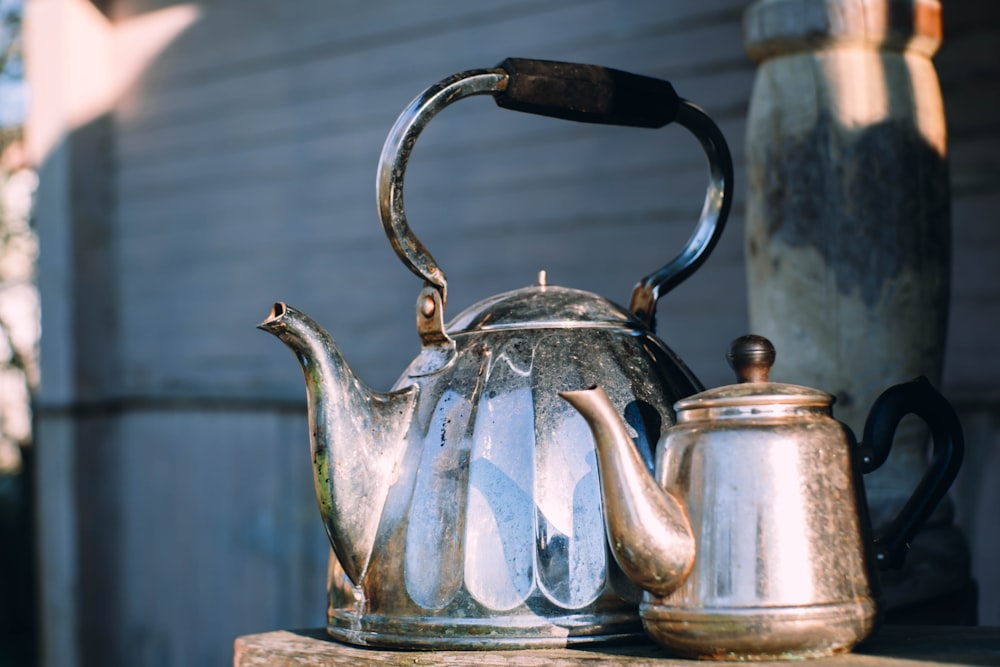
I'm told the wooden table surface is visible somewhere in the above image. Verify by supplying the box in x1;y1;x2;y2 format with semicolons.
234;625;1000;666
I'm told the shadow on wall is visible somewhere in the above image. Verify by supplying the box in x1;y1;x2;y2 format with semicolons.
0;450;36;667
29;4;329;667
25;1;1000;666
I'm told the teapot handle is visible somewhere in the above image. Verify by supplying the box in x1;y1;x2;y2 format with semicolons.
858;377;965;569
377;58;733;347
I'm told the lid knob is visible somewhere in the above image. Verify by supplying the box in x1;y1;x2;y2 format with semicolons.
727;335;775;384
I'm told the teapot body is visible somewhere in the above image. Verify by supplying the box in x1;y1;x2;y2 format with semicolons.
326;285;701;648
561;336;964;660
262;59;738;649
648;400;878;659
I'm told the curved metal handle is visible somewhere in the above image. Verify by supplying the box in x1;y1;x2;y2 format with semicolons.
627;102;733;330
376;59;734;346
377;67;506;314
859;377;965;569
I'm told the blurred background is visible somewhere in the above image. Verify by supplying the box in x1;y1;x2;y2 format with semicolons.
0;0;997;665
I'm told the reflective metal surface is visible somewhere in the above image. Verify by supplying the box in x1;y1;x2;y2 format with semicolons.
258;60;735;649
562;336;963;660
261;286;699;648
377;64;733;362
650;390;878;660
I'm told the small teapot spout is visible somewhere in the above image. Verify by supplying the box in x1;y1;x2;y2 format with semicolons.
259;302;418;585
560;386;695;598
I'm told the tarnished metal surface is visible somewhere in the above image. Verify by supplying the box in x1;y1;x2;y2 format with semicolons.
258;303;419;586
559;388;697;599
627;100;732;330
258;60;736;649
562;336;963;660
260;286;702;648
376;61;733;361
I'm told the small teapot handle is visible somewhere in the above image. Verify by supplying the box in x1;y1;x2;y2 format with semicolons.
377;58;733;348
859;377;965;569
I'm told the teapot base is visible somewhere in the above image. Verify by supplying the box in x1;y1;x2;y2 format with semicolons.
326;609;644;650
640;599;877;661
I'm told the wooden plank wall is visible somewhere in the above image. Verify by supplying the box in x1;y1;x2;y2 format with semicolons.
938;2;1000;395
111;0;754;401
935;0;1000;629
28;0;998;665
47;3;756;665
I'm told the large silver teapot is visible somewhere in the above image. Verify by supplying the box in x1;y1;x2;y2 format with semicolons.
258;59;733;648
562;335;964;660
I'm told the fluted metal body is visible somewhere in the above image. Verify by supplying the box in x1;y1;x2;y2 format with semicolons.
358;287;703;647
262;285;703;647
258;59;736;649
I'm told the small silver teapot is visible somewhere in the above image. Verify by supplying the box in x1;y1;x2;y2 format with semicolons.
561;335;964;660
259;59;734;648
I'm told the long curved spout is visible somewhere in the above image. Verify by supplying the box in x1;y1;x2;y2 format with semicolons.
560;386;695;598
259;302;418;585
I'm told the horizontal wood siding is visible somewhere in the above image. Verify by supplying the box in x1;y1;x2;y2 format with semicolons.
74;3;758;664
31;1;1000;665
935;0;1000;627
936;1;1000;397
71;407;327;666
112;0;754;398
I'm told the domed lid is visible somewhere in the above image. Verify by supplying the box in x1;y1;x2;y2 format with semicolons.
674;335;832;412
447;272;644;335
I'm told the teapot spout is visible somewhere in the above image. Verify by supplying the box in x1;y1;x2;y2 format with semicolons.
560;386;695;598
259;302;418;585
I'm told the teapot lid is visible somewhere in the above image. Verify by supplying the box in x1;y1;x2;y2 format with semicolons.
446;272;644;334
674;335;832;411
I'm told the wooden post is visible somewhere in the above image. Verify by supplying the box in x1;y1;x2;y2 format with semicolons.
743;0;973;618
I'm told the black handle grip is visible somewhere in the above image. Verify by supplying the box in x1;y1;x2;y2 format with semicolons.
495;58;680;128
859;377;965;569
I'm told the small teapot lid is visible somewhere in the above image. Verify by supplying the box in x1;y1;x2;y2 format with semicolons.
674;335;832;412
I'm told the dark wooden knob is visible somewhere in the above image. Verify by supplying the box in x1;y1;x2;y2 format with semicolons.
727;335;776;384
